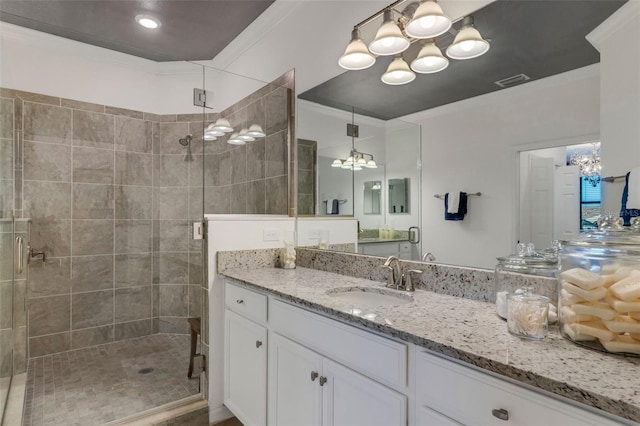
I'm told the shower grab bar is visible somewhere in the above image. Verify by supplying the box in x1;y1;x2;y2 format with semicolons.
15;236;24;274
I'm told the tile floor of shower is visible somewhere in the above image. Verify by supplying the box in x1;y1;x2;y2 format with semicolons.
22;333;200;426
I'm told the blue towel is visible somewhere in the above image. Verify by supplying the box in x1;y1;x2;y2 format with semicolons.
620;172;640;226
444;192;467;221
331;199;339;215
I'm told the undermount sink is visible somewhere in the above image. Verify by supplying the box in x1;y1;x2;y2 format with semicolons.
326;286;413;307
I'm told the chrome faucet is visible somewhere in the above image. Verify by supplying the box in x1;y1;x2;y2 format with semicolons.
382;256;403;289
422;252;436;262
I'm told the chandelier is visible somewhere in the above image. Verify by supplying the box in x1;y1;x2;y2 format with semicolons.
331;150;378;171
570;143;601;187
338;0;490;86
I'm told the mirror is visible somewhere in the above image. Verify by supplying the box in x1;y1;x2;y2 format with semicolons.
389;178;409;214
364;181;382;215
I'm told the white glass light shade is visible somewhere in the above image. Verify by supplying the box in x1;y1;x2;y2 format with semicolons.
352;164;363;171
339;29;376;70
405;0;451;39
381;56;416;85
343;156;354;166
212;118;234;133
237;129;255;142
136;14;161;29
368;10;410;56
331;159;343;168
227;133;245;145
204;133;217;141
365;159;378;168
205;123;225;136
446;18;489;60
356;157;367;166
246;124;266;138
411;41;449;73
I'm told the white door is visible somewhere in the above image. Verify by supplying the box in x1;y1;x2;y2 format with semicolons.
554;165;581;241
529;157;555;249
224;310;267;426
268;332;323;426
321;358;407;426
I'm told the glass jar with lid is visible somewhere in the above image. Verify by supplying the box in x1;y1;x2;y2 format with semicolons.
558;216;640;355
495;242;558;320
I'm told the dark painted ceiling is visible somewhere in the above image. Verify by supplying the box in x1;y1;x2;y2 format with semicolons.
0;0;274;62
299;0;626;120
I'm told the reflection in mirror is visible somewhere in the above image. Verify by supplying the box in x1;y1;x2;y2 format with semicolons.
363;181;382;215
389;178;409;214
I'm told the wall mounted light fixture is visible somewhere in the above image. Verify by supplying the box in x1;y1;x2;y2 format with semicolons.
203;119;266;145
332;150;378;171
338;0;490;85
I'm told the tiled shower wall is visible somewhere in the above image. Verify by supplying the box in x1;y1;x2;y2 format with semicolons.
0;72;294;357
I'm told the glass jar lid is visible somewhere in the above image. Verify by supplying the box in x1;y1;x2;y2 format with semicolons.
560;216;640;253
496;242;558;271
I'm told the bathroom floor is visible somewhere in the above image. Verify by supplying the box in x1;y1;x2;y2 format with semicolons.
22;334;200;426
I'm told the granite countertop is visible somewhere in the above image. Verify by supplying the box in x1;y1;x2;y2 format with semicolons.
221;266;640;424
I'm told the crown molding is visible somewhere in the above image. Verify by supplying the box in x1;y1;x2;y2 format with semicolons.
586;0;640;51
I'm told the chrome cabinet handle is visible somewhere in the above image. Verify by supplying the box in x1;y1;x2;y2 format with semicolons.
492;408;509;421
236;299;244;304
255;340;262;348
15;236;24;274
310;371;318;381
319;376;327;386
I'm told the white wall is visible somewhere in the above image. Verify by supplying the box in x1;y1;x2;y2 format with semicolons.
296;217;358;247
402;65;600;269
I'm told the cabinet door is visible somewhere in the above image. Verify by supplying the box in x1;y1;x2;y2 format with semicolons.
268;332;323;426
416;405;462;426
224;310;267;426
322;358;407;426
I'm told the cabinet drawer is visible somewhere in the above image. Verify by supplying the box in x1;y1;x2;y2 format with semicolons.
415;350;622;426
270;298;407;390
225;280;267;325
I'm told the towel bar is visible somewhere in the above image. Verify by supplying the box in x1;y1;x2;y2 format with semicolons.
322;199;347;204
602;175;626;183
434;192;481;200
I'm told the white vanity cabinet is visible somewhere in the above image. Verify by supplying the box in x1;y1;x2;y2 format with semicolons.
268;332;407;426
224;283;268;426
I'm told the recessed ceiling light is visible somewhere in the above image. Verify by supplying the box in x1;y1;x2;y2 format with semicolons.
136;14;161;29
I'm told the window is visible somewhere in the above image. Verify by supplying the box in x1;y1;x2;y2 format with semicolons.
580;177;601;230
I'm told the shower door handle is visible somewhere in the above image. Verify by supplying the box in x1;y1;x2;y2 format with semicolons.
15;236;24;274
409;226;420;244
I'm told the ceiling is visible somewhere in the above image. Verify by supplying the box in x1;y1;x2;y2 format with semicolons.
299;0;627;121
0;0;274;62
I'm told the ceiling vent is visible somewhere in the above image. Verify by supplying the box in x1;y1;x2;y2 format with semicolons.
494;74;531;89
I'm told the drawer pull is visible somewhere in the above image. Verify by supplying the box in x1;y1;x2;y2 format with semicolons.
310;371;319;381
319;376;327;386
236;299;244;304
492;408;509;421
256;340;263;348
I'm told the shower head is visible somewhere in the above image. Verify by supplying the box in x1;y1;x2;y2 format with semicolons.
179;134;193;146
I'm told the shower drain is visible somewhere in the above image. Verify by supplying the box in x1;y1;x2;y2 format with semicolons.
138;367;154;374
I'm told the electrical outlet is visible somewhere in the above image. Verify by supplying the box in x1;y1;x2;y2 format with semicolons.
263;228;282;241
309;229;323;240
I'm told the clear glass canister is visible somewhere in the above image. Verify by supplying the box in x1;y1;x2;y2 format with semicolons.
559;216;640;356
495;243;558;320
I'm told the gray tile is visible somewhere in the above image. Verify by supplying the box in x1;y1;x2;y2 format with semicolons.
73;110;114;149
72;146;114;184
29;295;70;336
71;325;114;349
298;141;316;171
230;145;247;184
0;233;12;281
60;98;104;113
246;139;265;181
246;97;266;133
189;187;204;220
115;151;152;186
115;286;151;322
218;151;232;185
0;97;13;139
115;185;152;219
106;105;144;119
72;183;114;219
72;220;113;256
114;319;152;341
202;289;209;344
14;280;26;327
28;257;71;297
152;285;159;317
155;188;188;220
298;169;314;194
158;253;189;285
265;175;289;214
158;317;190;334
115;220;151;253
189;154;204;187
154;154;188;187
159;220;189;252
30;218;71;258
71;290;113;329
230;182;247;214
0;139;12;180
159;122;190;154
115;253;152;288
152;121;161;154
29;332;70;357
265;130;287;177
247;180;266;214
188;285;202;318
12;326;27;374
0;281;11;329
265;86;289;134
23;181;71;220
23;102;72;144
0;330;10;377
204;186;230;214
71;255;113;293
0;179;12;216
298;194;314;215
